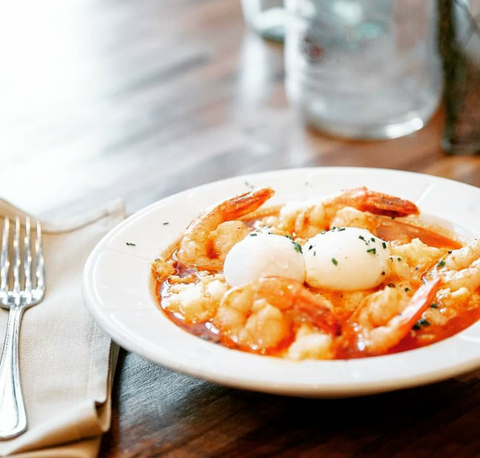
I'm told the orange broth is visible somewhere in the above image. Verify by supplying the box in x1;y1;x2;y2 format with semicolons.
153;212;479;359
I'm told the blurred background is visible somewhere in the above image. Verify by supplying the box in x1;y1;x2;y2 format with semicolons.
1;0;479;219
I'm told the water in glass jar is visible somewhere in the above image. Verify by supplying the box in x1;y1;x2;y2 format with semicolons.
285;0;442;139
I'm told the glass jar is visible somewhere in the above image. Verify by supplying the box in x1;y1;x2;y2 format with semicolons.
241;0;286;42
285;0;443;139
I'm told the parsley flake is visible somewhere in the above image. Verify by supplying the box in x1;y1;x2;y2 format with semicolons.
413;318;431;330
331;257;338;266
382;242;387;249
126;242;136;246
367;248;376;254
430;303;439;309
359;235;370;246
163;222;169;226
437;260;446;268
249;233;258;237
292;242;303;254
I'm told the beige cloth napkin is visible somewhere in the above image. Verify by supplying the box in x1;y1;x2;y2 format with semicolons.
0;198;125;458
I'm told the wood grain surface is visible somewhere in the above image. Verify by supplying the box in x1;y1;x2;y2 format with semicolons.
2;0;480;457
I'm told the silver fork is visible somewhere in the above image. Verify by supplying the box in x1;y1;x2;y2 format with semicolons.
0;217;45;439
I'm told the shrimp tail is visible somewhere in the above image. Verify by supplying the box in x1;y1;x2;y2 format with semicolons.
296;300;341;336
395;278;441;334
256;277;340;336
214;187;275;222
346;187;420;218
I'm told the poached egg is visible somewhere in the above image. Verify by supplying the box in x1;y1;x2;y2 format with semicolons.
304;227;390;290
224;232;305;287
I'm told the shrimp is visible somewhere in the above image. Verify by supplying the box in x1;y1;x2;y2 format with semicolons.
214;277;339;352
324;187;419;219
428;239;480;292
176;187;274;270
342;279;441;356
279;187;419;238
332;206;461;249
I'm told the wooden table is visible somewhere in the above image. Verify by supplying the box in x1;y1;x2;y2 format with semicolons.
2;0;480;456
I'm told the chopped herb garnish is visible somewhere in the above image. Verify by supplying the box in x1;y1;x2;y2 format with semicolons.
382;242;387;249
367;248;376;254
308;245;313;250
292;242;303;254
371;238;375;242
413;318;431;330
358;235;370;246
163;222;169;225
332;257;338;266
250;233;258;237
126;242;136;246
313;251;316;256
404;287;410;292
437;260;446;268
332;227;345;232
397;257;402;262
321;230;327;235
284;235;293;240
430;303;439;309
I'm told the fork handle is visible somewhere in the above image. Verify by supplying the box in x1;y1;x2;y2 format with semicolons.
0;306;27;439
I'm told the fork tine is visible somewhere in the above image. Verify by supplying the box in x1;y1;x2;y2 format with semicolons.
12;217;21;299
35;221;45;295
23;217;32;295
0;218;10;293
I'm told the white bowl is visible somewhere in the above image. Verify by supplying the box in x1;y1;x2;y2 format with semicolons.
82;167;480;397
